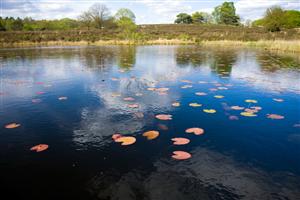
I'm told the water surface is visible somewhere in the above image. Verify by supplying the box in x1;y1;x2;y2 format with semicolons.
1;46;300;200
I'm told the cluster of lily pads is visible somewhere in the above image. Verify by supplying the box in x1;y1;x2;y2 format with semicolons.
107;78;287;160
3;77;288;156
112;115;204;160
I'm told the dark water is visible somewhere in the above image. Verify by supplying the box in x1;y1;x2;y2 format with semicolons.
0;46;300;200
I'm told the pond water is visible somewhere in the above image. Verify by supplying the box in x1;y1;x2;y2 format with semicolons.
0;46;300;200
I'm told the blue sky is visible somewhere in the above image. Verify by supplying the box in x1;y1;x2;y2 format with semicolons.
1;0;299;24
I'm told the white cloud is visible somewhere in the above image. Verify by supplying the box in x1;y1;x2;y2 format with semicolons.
236;0;300;21
137;0;193;24
0;0;299;23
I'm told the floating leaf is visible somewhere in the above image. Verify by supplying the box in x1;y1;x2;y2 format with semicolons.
127;104;139;108
30;144;49;152
155;114;172;120
231;106;244;110
181;85;193;89
172;151;191;160
185;127;204;135
195;92;207;96
115;136;136;145
156;88;169;92
171;138;190;145
244;108;258;113
214;95;224;99
267;114;284;120
189;103;202;107
143;130;159;140
158;124;168;130
58;96;68;100
180;80;192;83
123;97;135;101
229;115;239;120
5;123;21;129
158;92;168;95
250;106;262;110
245;99;257;103
112;133;122;141
240;112;257;117
172;102;180;107
273;98;284;102
32;98;42;103
111;93;121;97
203;109;216;114
36;91;45;95
147;87;156;91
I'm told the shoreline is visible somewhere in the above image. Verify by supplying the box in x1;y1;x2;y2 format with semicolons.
1;39;300;53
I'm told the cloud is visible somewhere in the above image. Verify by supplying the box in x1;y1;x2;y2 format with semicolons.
235;0;300;20
137;0;192;24
1;0;299;23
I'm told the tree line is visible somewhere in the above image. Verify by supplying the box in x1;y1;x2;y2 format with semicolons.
0;4;136;33
0;1;299;33
174;1;300;31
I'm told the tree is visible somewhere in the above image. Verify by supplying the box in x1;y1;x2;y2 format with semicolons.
0;17;6;31
90;3;111;28
79;11;93;29
79;3;111;29
115;8;136;22
264;6;285;31
116;17;137;40
174;13;193;24
192;12;213;24
212;2;240;25
283;10;300;29
192;12;204;23
252;8;300;30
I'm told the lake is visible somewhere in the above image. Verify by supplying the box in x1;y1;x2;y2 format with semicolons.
0;45;300;200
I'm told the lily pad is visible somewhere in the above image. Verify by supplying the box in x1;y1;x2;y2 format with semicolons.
115;136;136;146
185;127;204;135
5;123;21;129
155;114;172;120
172;151;191;160
203;109;216;114
172;102;180;107
240;112;257;117
30;144;49;152
214;95;224;99
267;114;284;120
245;99;258;103
143;130;159;140
171;138;190;145
189;103;202;107
195;92;207;96
231;106;244;110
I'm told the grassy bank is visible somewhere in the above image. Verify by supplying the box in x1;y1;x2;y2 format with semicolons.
0;24;299;52
1;39;300;53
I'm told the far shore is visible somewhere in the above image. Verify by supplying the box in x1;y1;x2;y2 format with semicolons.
1;39;300;53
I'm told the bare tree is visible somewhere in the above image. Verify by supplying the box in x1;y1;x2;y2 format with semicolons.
79;3;111;29
89;3;111;28
79;11;93;29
